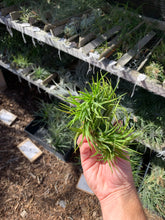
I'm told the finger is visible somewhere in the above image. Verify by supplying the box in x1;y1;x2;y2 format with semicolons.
80;142;96;162
77;134;88;146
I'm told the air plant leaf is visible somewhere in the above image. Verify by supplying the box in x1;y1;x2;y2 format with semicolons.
60;74;140;167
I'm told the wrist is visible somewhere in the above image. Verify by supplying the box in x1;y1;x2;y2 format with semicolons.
100;185;147;220
100;184;135;209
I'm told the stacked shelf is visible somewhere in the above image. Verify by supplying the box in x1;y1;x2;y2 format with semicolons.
0;2;165;158
0;4;165;97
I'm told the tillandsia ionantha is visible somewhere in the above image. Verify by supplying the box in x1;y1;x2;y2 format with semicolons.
60;74;140;168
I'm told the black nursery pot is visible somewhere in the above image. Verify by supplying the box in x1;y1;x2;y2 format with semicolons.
25;117;74;162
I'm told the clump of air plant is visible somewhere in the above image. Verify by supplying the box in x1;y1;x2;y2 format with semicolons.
60;74;140;167
140;157;165;218
144;61;164;83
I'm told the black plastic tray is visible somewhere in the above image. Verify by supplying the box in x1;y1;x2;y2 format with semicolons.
24;117;74;162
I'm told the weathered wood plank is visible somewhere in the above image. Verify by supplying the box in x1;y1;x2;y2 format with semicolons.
68;34;79;42
1;5;19;16
99;21;145;59
28;16;38;25
78;33;96;48
82;26;121;54
10;11;21;20
50;25;65;36
0;15;165;99
42;73;55;85
117;31;156;66
99;35;120;59
137;37;163;71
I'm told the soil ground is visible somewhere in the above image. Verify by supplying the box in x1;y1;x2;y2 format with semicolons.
0;69;163;220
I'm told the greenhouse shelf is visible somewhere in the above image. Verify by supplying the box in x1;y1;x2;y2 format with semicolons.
1;57;165;159
0;11;165;98
0;58;78;101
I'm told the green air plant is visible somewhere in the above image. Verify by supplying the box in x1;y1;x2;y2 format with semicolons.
140;157;165;218
34;100;74;155
60;74;139;167
47;117;74;155
130;146;144;189
32;67;50;80
144;61;164;83
12;54;31;69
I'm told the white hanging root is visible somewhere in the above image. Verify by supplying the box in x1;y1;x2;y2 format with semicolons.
28;80;32;89
87;62;92;75
17;75;22;83
21;27;26;44
116;76;120;89
131;74;147;98
5;19;13;37
32;37;36;47
58;49;62;61
131;84;136;98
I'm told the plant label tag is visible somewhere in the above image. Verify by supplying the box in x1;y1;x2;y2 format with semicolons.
0;109;17;125
76;173;94;195
17;138;43;162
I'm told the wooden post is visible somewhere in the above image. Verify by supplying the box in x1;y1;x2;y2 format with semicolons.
0;69;7;91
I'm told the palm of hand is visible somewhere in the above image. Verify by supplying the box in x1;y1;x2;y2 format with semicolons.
77;135;134;202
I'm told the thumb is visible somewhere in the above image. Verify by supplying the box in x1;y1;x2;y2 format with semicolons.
77;134;94;162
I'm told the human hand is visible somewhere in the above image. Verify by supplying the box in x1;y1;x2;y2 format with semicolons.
77;135;147;220
77;134;135;203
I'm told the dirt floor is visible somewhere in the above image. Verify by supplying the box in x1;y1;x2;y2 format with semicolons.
0;69;163;220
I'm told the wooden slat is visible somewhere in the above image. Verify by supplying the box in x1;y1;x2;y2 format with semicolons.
42;73;55;85
68;34;79;42
78;33;96;48
137;37;163;71
99;21;145;59
0;15;165;99
82;26;121;54
28;16;38;25
1;5;19;16
117;31;156;66
44;24;55;32
99;35;120;59
50;25;65;36
10;11;21;20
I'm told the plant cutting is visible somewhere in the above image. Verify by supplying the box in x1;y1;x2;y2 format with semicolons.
60;74;140;168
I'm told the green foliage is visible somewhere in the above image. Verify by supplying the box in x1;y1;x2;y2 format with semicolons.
140;157;165;218
2;0;26;7
12;54;31;68
152;40;165;65
19;6;38;23
143;39;165;83
47;114;74;154
34;101;55;124
118;84;165;151
60;74;140;167
32;67;50;80
30;0;108;24
144;61;164;83
35;100;74;154
130;144;145;189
